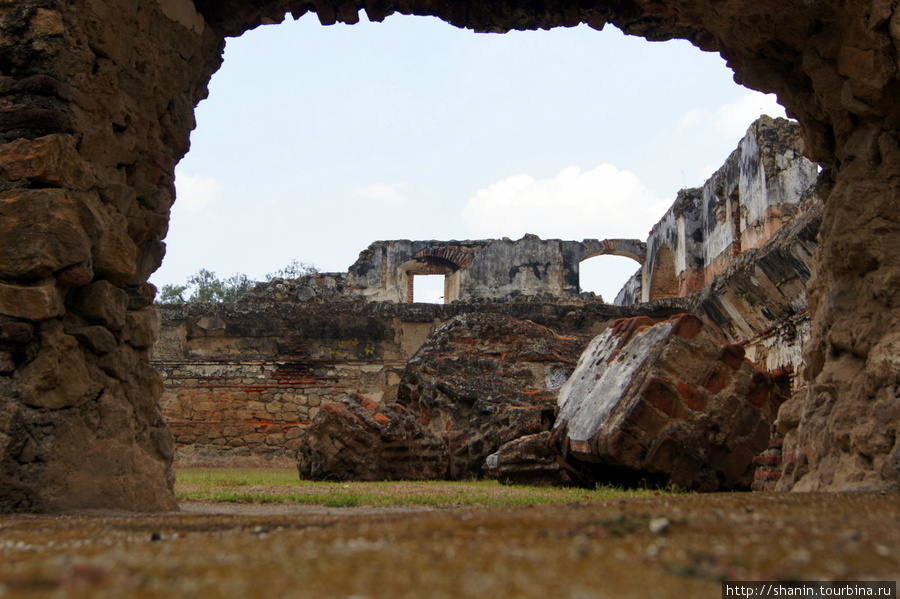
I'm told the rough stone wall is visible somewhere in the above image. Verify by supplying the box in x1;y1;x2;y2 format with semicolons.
637;117;819;303
2;0;899;510
246;236;646;304
154;299;646;467
0;0;223;512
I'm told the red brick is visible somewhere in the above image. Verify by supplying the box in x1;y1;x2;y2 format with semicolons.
747;370;774;408
753;454;781;467
669;313;703;340
643;376;681;418
677;380;707;411
645;434;679;472
701;365;730;393
719;344;746;370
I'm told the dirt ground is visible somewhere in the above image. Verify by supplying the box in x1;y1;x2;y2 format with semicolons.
0;492;897;598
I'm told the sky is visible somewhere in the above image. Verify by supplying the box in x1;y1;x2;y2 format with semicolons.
152;12;786;303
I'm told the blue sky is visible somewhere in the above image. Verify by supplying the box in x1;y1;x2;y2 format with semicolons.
153;13;785;302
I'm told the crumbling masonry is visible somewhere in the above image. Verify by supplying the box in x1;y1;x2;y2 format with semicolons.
156;117;819;486
1;0;899;511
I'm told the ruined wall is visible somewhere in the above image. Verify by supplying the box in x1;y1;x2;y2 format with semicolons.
2;0;899;511
245;236;646;304
637;117;819;303
154;299;643;466
0;0;223;512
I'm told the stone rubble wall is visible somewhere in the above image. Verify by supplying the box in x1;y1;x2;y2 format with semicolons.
153;300;653;467
0;0;224;512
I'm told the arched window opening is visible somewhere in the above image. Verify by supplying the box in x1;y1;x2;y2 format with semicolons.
579;255;643;304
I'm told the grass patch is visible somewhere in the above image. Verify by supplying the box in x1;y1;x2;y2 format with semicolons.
175;467;667;508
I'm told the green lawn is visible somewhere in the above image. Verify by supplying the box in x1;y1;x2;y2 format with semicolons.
175;467;663;508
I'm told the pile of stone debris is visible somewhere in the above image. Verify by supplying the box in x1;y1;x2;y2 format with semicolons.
298;312;787;491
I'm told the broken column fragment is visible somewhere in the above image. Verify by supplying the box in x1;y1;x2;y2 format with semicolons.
484;431;573;486
297;394;449;481
550;314;784;491
398;312;590;479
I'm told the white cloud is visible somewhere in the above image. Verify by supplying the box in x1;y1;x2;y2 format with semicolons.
713;92;787;140
677;92;787;141
462;164;670;241
353;182;408;204
677;109;704;130
174;170;222;212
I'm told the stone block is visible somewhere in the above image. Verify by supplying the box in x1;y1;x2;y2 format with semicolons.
71;281;128;331
123;307;160;348
397;312;588;478
0;281;64;321
484;432;572;486
70;325;117;354
0;189;92;282
19;321;102;410
552;314;785;491
0;322;34;344
0;135;93;189
298;395;449;481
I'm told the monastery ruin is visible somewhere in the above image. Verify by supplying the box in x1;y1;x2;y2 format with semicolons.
156;117;820;491
0;0;899;511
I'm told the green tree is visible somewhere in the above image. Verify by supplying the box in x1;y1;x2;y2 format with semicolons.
265;260;318;281
158;283;188;304
156;261;318;304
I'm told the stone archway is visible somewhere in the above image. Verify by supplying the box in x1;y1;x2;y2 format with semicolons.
1;0;898;510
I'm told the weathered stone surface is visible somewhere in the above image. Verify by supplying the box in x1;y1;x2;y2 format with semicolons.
70;281;128;331
0;190;91;282
0;134;93;189
551;315;784;491
124;307;160;349
0;322;34;344
297;395;449;481
69;325;117;355
18;321;102;410
484;432;573;486
82;198;139;286
0;281;63;321
1;0;900;511
398;312;590;478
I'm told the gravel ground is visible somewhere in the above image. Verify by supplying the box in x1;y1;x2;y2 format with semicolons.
0;492;897;598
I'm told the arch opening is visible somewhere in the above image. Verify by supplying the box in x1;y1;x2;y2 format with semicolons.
578;254;643;303
16;0;900;513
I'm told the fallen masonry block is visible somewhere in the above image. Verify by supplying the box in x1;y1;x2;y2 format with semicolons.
483;431;573;486
297;394;449;481
397;312;590;479
550;314;786;491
